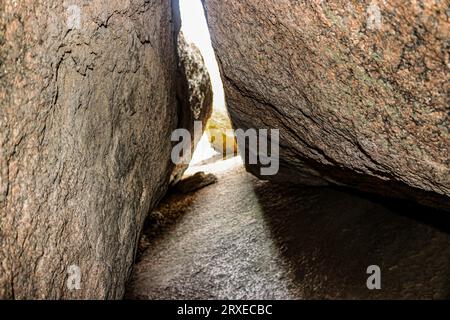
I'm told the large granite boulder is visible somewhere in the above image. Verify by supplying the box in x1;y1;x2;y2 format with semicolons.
0;0;204;299
170;31;213;184
202;0;449;210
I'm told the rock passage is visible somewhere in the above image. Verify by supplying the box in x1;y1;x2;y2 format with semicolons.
126;157;450;299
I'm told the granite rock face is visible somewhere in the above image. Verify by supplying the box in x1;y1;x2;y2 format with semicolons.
170;31;213;184
0;0;198;299
202;0;449;210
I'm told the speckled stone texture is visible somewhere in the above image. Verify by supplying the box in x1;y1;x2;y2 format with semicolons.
0;0;197;299
170;31;213;184
202;0;449;210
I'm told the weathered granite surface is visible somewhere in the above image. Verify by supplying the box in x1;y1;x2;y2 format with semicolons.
170;31;213;184
0;0;203;299
202;0;449;210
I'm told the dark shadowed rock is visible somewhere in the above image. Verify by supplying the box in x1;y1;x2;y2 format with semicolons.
202;0;449;210
0;0;207;299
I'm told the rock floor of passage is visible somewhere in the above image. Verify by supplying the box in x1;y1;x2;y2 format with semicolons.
126;157;450;299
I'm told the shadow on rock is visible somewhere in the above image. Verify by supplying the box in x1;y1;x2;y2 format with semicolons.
252;182;450;299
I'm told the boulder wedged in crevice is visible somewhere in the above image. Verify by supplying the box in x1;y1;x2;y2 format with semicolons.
202;0;449;210
170;30;213;184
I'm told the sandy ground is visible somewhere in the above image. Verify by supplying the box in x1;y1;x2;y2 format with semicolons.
126;156;450;299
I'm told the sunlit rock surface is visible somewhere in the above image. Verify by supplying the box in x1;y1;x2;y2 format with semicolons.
206;111;238;157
